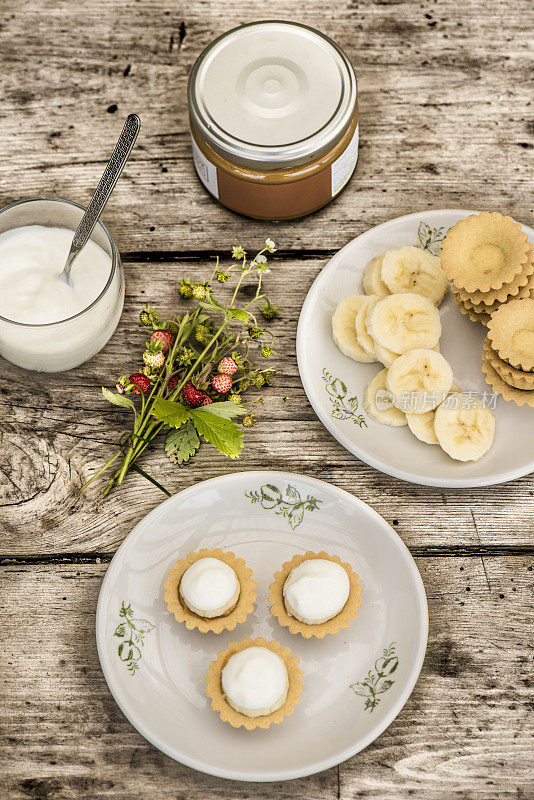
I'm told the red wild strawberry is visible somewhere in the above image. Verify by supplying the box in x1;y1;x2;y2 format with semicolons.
217;356;238;376
199;394;213;405
167;374;179;391
128;373;151;394
211;373;232;393
181;381;205;407
150;329;174;354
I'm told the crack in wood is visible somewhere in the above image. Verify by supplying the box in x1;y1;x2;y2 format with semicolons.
1;545;532;567
470;507;492;593
120;248;336;263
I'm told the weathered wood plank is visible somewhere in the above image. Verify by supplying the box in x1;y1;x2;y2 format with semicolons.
1;2;533;799
1;258;533;554
1;556;532;799
0;1;532;253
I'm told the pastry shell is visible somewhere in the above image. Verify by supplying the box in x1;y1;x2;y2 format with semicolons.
457;269;534;313
453;293;490;325
454;255;534;306
486;298;534;372
481;358;534;407
269;551;362;639
205;637;303;730
440;212;532;294
482;339;534;390
164;548;256;634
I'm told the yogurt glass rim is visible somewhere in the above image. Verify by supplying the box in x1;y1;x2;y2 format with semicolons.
0;196;120;329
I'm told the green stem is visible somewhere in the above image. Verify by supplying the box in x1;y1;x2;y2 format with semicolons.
115;318;232;484
79;450;121;492
96;246;273;495
115;312;200;480
130;462;171;496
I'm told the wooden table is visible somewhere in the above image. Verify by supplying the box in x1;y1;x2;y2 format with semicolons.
1;1;533;798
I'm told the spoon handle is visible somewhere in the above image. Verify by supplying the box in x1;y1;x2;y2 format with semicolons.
64;114;140;276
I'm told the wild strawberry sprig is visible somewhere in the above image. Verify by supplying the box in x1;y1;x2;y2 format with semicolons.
81;240;282;497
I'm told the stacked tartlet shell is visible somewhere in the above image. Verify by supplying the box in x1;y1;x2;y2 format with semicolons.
269;551;362;638
481;298;534;407
205;637;303;730
440;212;534;325
163;547;256;633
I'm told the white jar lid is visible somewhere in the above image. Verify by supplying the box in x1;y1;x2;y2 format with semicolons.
188;21;357;169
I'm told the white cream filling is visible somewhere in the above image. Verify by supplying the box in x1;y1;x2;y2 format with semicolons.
221;646;288;717
283;558;350;624
179;557;239;615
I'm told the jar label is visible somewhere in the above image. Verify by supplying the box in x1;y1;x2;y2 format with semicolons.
191;136;219;199
331;124;359;197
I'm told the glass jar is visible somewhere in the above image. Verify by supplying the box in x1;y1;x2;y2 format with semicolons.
0;197;124;372
188;21;358;220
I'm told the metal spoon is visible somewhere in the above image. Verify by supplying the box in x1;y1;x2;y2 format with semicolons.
62;113;141;281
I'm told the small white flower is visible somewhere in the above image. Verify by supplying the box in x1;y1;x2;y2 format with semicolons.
265;238;277;252
255;254;267;264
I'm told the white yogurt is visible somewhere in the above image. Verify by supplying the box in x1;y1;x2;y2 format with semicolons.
222;646;288;717
0;223;123;372
283;558;350;624
0;225;111;324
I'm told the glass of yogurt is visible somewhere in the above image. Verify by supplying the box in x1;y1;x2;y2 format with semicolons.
0;197;124;372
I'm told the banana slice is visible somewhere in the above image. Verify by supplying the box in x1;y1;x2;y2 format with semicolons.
386;348;453;413
434;393;495;461
367;292;441;354
406;410;439;444
374;340;442;368
332;295;376;363
406;383;460;444
363;369;407;426
355;294;379;358
374;342;401;367
363;255;390;297
381;246;449;306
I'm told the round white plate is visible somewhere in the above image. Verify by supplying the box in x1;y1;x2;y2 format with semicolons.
96;471;428;781
296;209;534;487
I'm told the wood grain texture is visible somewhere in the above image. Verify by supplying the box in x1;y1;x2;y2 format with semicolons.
1;556;532;799
1;259;533;555
0;0;532;253
1;0;534;797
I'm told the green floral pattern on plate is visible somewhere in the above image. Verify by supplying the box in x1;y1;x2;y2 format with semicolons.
114;601;155;675
322;369;367;427
415;221;446;255
245;483;322;530
350;642;399;711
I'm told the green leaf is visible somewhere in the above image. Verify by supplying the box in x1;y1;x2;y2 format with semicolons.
165;420;200;464
285;484;301;503
198;297;223;310
289;505;305;530
151;397;191;428
102;387;136;412
226;307;249;322
118;642;133;661
119;603;132;618
129;618;155;633
195;401;247;419
190;408;244;459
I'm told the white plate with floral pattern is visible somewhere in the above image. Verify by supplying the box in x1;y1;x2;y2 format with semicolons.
296;210;534;487
96;471;428;781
